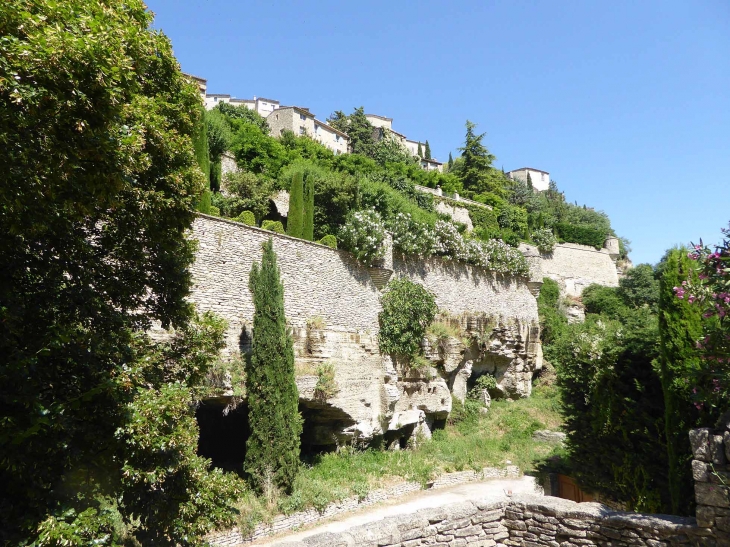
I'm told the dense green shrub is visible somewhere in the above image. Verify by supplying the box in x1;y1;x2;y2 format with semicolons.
219;170;273;220
0;1;245;541
657;248;704;515
537;278;567;344
582;284;627;318
209;205;220;216
318;235;338;249
551;312;668;512
554;222;606;249
462;202;499;232
379;279;438;358
619;263;660;311
287;172;304;238
235;211;256;226
262;220;285;234
246;239;302;493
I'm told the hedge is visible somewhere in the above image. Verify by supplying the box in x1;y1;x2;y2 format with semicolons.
555;222;606;249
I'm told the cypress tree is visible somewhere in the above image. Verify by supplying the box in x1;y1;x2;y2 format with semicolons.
526;171;533;191
192;104;210;186
448;152;453;169
424;140;432;160
303;173;314;241
245;239;302;493
417;142;423;157
658;248;704;515
287;172;304;238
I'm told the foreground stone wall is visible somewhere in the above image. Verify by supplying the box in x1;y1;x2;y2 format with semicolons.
521;242;619;297
690;419;730;542
207;467;520;546
275;494;714;547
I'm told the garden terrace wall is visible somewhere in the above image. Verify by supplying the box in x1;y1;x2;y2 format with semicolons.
521;242;619;297
190;215;539;353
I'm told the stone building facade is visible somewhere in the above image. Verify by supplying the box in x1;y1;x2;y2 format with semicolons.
507;167;550;192
204;94;280;117
266;106;349;155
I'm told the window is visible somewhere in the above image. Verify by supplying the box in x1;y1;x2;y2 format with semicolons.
314;124;319;132
335;135;340;141
299;113;306;121
275;114;279;120
299;126;305;135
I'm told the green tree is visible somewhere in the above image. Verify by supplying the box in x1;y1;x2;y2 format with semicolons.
424;140;432;160
246;240;302;493
215;101;270;133
536;278;567;344
379;279;438;358
458;120;499;195
619;263;660;311
657;248;704;515
206;109;233;191
0;0;243;542
327;107;376;157
448;152;454;169
287;172;304;238
526;171;533;191
303;171;315;241
417;142;423;157
193;104;210;185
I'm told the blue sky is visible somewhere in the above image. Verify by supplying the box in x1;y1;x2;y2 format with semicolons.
147;0;729;265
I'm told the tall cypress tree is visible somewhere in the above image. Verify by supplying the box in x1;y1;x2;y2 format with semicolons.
192;104;210;185
245;239;302;493
303;173;314;241
287;172;304;238
417;142;423;157
424;140;432;160
448;152;453;169
658;248;704;515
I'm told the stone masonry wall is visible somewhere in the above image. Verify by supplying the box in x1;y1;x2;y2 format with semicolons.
689;419;730;543
191;215;539;354
275;494;714;547
521;242;619;297
393;255;538;324
207;467;520;546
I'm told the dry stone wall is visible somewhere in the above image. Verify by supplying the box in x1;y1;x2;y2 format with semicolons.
274;495;714;547
207;467;520;546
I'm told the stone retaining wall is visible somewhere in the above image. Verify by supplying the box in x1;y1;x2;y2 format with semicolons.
520;242;619;297
276;494;714;547
207;467;521;546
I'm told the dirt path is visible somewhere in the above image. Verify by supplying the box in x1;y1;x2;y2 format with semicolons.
254;475;540;546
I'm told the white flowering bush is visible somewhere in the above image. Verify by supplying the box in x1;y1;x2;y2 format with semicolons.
432;220;467;260
388;212;435;256
339;209;386;266
478;239;530;276
532;228;557;254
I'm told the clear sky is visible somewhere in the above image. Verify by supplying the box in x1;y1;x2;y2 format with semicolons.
147;0;729;265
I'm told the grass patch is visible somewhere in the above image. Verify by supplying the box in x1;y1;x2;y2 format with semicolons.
232;381;563;534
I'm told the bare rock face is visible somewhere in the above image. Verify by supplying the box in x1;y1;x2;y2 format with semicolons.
203;312;540;450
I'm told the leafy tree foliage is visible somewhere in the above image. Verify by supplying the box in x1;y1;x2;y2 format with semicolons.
246;240;302;493
216;170;274;221
206;109;233;191
214;101;270;133
327;107;376;157
417;142;423;157
287;172;304;238
457;120;503;195
0;0;243;542
379;279;438;359
550;312;668;513
536;278;567;344
657;248;704;515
